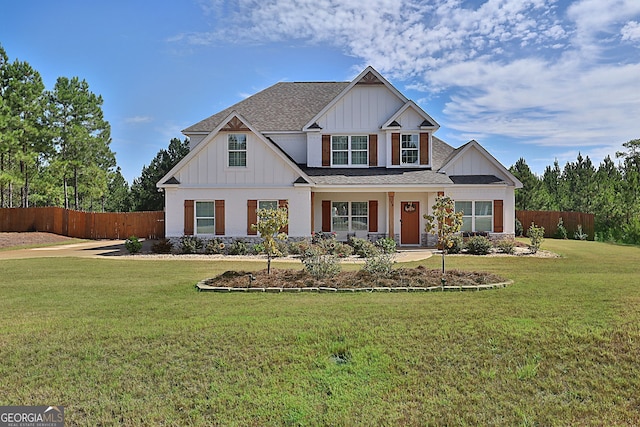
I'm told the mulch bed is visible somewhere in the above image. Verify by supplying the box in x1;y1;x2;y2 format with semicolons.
201;265;507;289
0;232;75;249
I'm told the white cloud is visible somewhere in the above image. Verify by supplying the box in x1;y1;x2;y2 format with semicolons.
621;21;640;42
124;116;153;124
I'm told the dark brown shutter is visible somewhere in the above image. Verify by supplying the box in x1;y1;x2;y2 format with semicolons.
215;200;225;235
392;133;400;165
322;134;331;166
322;200;331;232
369;200;378;232
247;199;257;235
184;200;194;235
278;199;289;234
494;200;504;233
420;133;429;165
369;134;378;166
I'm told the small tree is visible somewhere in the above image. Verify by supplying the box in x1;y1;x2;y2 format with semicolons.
251;206;289;274
423;196;464;281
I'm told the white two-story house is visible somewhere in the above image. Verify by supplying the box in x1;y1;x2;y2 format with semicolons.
157;66;522;246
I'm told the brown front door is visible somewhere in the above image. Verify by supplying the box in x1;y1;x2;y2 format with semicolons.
400;201;420;245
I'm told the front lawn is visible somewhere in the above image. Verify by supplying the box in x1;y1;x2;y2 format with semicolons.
0;239;638;425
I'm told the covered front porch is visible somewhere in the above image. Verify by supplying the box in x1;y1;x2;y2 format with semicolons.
309;189;444;247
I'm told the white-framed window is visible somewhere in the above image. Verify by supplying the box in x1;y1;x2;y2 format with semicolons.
455;201;493;232
401;134;419;165
332;201;368;231
228;134;247;167
332;135;368;166
195;201;215;234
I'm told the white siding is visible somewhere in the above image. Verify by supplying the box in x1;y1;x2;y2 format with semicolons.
306;133;323;167
446;145;510;181
447;186;516;234
266;133;307;164
186;134;207;150
164;187;311;238
174;132;300;186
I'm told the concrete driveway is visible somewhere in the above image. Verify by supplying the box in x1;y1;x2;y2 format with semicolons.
0;240;128;260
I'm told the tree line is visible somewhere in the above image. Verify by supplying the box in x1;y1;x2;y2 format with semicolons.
0;44;188;213
509;139;640;244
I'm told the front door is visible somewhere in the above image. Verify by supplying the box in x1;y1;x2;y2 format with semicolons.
400;201;420;245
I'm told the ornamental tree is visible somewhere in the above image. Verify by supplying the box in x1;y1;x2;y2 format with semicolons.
251;206;289;274
423;195;464;277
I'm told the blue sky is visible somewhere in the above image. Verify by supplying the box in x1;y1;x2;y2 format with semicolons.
2;0;639;183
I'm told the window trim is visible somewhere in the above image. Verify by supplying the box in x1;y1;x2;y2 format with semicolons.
401;133;419;165
195;200;215;235
331;135;369;167
331;201;368;232
227;133;247;168
455;200;493;232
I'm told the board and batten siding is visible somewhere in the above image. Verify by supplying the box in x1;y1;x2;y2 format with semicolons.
174;132;300;186
265;133;307;164
447;186;516;235
444;145;508;179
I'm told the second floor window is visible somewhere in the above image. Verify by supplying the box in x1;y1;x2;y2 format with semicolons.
332;135;368;166
228;134;247;167
401;134;419;165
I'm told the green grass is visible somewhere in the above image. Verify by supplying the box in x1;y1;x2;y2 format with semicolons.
1;240;639;426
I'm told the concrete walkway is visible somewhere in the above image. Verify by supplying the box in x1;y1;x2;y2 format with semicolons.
0;240;434;262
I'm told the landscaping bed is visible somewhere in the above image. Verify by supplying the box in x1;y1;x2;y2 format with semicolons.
198;265;509;291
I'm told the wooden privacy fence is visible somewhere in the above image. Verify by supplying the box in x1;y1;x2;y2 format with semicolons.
0;207;165;240
516;210;594;240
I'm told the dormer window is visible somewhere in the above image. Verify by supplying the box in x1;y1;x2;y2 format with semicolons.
228;134;247;167
401;134;419;165
332;135;368;166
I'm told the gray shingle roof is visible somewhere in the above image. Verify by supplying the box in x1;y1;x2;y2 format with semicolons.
300;166;453;186
449;175;505;185
183;82;350;133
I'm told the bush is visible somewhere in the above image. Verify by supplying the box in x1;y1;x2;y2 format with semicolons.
311;231;336;244
205;239;226;254
124;236;142;254
363;252;396;276
180;236;203;254
555;217;568;239
348;237;381;258
302;254;341;279
375;237;397;254
495;238;516;254
515;217;524;237
299;244;326;262
151;239;173;254
228;239;249;255
528;222;545;254
288;240;311;255
465;235;493;255
446;235;464;254
574;224;588;240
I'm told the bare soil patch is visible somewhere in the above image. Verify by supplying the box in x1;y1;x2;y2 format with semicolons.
0;232;76;249
202;266;507;289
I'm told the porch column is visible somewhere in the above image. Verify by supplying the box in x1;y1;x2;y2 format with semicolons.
310;192;315;233
388;191;395;239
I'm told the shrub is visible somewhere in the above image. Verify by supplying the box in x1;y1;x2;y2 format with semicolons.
205;239;226;255
447;235;465;254
363;252;396;276
299;244;326;262
515;217;524;237
375;237;397;254
465;235;493;255
333;242;354;258
151;239;173;254
348;237;380;258
528;222;545;254
311;231;336;244
124;236;142;254
228;239;249;255
180;236;203;254
302;254;341;279
495;238;516;254
574;224;588;241
555;217;568;239
288;240;311;255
